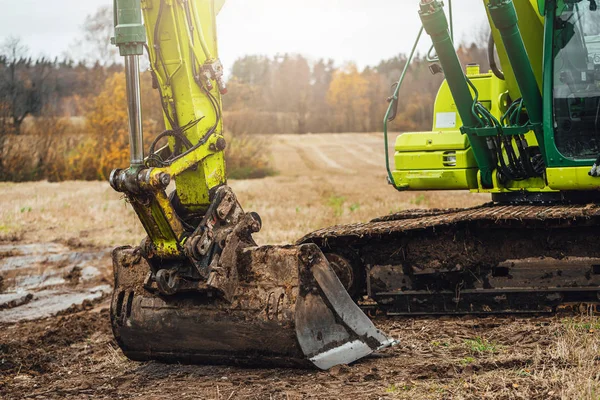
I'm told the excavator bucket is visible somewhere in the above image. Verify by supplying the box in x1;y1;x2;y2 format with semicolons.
110;238;394;369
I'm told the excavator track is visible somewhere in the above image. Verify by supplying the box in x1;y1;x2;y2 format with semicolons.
299;203;600;315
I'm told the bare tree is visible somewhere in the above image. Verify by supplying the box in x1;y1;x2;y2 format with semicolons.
0;37;52;135
71;6;119;66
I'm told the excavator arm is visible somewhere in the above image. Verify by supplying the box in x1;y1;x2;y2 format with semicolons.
108;0;394;369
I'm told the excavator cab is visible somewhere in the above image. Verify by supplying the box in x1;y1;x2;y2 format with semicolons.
553;1;600;160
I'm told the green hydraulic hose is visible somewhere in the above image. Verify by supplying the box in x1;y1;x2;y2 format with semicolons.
384;26;424;190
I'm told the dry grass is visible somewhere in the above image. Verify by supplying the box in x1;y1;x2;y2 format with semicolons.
0;180;140;248
0;133;487;248
377;313;600;400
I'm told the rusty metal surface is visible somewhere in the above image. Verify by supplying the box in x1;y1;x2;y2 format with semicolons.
111;242;394;369
111;245;308;368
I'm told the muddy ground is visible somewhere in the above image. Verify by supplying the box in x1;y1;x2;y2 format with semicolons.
2;288;599;399
1;134;599;399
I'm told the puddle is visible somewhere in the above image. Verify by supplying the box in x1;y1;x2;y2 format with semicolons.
16;274;67;290
0;243;113;323
0;285;111;323
0;249;106;272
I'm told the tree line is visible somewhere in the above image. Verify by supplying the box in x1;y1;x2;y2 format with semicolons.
0;40;490;137
224;43;488;135
0;6;490;181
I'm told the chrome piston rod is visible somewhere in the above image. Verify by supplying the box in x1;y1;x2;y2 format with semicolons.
125;55;144;167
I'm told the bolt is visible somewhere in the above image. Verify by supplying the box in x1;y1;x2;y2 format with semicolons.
216;137;227;151
209;138;227;152
159;173;171;187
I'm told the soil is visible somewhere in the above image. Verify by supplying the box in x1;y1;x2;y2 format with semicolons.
1;242;598;399
1;134;598;399
1;302;593;400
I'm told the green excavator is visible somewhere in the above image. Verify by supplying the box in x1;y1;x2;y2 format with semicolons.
109;0;600;369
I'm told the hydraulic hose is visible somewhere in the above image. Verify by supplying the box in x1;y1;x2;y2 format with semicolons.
488;33;505;80
384;27;424;191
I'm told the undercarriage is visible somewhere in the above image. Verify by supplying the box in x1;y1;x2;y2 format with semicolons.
300;203;600;315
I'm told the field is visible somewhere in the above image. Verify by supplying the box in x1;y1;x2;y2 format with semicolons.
1;133;600;399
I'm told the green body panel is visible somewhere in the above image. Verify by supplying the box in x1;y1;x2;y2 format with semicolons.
394;147;475;170
395;130;471;152
483;173;551;192
431;71;508;132
547;167;600;190
392;169;478;190
392;0;600;195
142;0;226;211
394;131;477;190
393;70;506;191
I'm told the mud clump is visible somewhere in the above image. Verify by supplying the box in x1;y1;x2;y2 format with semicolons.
0;293;33;310
55;298;96;316
63;266;82;285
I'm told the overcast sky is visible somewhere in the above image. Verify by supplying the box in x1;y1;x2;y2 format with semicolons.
0;0;486;70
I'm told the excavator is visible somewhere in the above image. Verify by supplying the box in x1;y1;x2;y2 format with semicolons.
109;0;600;370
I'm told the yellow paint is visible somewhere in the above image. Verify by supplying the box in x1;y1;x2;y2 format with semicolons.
547;167;600;191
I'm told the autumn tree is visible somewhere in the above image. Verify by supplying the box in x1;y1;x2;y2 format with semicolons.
270;54;311;133
309;59;335;132
362;67;388;132
82;71;129;179
326;63;371;133
225;55;273;112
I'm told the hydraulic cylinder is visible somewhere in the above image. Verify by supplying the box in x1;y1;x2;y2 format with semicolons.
112;0;147;167
124;55;144;166
419;0;495;187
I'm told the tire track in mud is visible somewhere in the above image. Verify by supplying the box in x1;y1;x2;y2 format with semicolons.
307;145;348;171
280;138;355;176
273;134;389;177
309;134;387;172
342;144;382;167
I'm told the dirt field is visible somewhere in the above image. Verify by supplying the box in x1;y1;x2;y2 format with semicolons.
1;133;600;399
